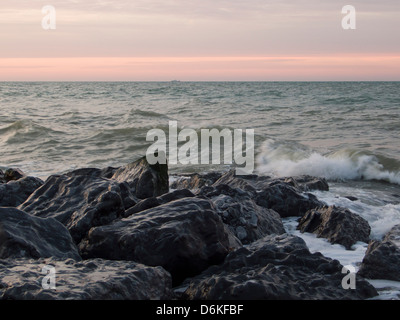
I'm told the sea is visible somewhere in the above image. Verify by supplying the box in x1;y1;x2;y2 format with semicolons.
1;81;399;299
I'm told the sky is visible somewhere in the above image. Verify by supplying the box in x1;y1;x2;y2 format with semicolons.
0;0;399;81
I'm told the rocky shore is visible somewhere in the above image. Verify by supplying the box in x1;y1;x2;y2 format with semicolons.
0;158;398;300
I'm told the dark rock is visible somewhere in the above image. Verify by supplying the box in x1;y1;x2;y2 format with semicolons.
297;206;371;249
289;175;329;192
79;197;233;286
0;176;44;207
251;175;329;192
0;258;172;300
212;170;258;194
344;196;358;202
181;234;378;300
4;168;25;182
116;181;138;210
255;182;325;218
125;197;161;216
197;183;250;199
198;184;285;244
125;189;195;216
170;172;224;191
18;173;126;244
0;169;5;183
65;167;137;210
112;156;169;199
209;170;325;218
0;207;81;260
158;188;195;203
358;224;400;281
66;167;118;179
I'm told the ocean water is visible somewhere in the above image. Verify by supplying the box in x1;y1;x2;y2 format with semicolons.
1;81;400;298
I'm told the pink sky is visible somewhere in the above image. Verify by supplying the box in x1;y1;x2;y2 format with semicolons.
1;56;399;81
1;1;399;81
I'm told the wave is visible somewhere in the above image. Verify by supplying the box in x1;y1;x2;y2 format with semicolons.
128;108;169;119
0;120;26;135
322;95;374;106
0;120;65;144
256;139;400;185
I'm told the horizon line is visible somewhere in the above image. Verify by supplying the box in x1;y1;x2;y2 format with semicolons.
1;80;400;83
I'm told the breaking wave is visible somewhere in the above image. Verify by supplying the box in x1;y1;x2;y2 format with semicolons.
256;139;400;185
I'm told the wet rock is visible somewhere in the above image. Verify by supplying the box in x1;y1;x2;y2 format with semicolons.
289;175;329;192
297;205;371;249
181;234;378;300
125;189;195;216
358;224;400;281
0;169;5;184
112;156;169;199
0;207;81;260
125;197;161;216
158;188;195;203
0;258;172;300
212;170;258;194
18;173;126;244
0;176;44;207
255;182;325;218
170;172;224;191
248;174;329;193
197;184;286;244
344;196;358;202
79;197;233;285
208;170;325;218
66;167;118;179
4;168;25;182
66;167;137;210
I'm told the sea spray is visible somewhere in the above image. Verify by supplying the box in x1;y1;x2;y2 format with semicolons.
256;139;400;185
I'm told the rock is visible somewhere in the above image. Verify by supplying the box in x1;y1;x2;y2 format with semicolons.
181;234;378;300
0;258;172;300
344;196;358;202
236;226;247;240
66;167;137;210
358;224;400;281
197;184;286;244
79;197;233;285
0;207;81;260
66;167;118;179
170;172;224;191
158;188;195;203
0;176;44;207
255;181;325;218
212;170;258;194
249;174;329;193
0;169;5;183
125;197;161;216
4;168;25;182
112;156;169;199
288;175;329;192
125;189;195;216
18;173;126;244
297;205;371;250
209;170;325;218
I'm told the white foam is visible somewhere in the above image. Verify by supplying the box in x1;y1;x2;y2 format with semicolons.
256;139;400;185
367;280;400;300
283;217;368;270
311;190;400;240
284;217;400;300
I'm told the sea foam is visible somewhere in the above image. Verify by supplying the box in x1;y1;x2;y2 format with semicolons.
256;139;400;185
